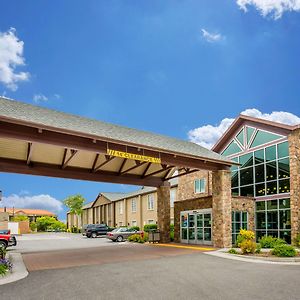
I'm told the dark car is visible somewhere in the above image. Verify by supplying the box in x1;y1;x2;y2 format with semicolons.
82;224;95;236
86;224;112;238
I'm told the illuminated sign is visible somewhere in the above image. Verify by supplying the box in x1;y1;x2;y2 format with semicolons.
107;149;161;164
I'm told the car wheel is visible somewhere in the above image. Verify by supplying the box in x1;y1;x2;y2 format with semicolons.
91;232;97;238
116;235;123;242
0;241;7;249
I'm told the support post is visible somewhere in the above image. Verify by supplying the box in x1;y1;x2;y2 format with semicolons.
212;169;232;248
157;181;171;243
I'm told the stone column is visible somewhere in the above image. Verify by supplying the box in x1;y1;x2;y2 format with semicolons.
212;169;232;248
289;129;300;242
157;181;171;243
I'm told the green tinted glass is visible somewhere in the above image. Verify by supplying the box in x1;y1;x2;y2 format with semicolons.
250;130;282;148
277;142;289;158
236;129;245;147
239;153;253;168
256;201;265;211
254;149;264;164
246;127;255;145
222;140;242;157
266;145;276;161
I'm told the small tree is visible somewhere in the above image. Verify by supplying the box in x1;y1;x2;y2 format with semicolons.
12;215;29;222
36;216;57;231
63;194;85;228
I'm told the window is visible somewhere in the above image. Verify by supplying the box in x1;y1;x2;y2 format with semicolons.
148;219;155;224
131;198;137;213
119;222;123;227
170;189;176;208
119;201;123;214
255;199;291;244
232;211;248;245
194;178;206;194
132;220;137;227
147;194;154;210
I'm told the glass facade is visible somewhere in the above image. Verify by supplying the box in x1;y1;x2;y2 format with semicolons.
232;211;248;245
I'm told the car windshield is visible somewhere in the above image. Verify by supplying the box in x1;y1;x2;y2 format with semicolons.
111;229;119;232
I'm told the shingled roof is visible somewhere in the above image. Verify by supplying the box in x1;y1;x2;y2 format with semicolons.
0;97;232;165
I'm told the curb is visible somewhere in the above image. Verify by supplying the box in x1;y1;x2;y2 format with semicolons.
204;249;300;265
0;253;28;285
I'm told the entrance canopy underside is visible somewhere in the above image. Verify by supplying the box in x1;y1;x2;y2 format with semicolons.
0;97;234;187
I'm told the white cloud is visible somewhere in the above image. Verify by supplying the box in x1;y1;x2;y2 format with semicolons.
0;193;63;214
236;0;300;19
188;108;300;149
201;29;224;43
33;93;48;103
0;28;30;91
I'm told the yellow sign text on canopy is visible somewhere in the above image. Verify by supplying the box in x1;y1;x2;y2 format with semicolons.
107;149;161;164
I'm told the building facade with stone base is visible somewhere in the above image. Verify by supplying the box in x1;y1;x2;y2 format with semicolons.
175;115;299;247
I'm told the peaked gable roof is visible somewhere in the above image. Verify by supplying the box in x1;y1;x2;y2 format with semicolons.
212;114;297;153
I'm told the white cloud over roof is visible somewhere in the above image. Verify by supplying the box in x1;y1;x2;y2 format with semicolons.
237;0;300;19
201;29;224;43
188;109;300;149
0;28;30;91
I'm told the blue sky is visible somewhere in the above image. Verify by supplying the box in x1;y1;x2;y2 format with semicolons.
0;1;300;221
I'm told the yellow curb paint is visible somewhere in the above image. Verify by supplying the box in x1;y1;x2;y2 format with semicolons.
149;243;216;251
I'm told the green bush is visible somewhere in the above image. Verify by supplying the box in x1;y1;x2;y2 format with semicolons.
255;243;262;254
240;240;256;254
12;215;29;222
129;226;140;231
0;247;6;259
143;224;157;232
0;264;7;276
259;236;286;248
128;234;144;243
30;221;37;232
272;244;297;257
228;248;238;254
170;231;174;242
236;229;255;247
293;234;300;247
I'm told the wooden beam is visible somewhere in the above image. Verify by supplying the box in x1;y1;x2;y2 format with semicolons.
118;158;127;174
141;162;151;177
120;161;147;175
93;156;115;173
0;157;164;187
165;169;199;181
143;165;175;178
62;149;78;169
91;153;100;171
163;167;174;180
26;142;33;165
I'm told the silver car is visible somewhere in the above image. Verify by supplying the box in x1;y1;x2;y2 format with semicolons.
106;227;142;242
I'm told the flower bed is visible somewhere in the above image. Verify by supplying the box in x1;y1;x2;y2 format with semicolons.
0;248;13;277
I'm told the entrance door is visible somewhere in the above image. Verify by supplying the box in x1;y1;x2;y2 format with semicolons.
180;209;212;245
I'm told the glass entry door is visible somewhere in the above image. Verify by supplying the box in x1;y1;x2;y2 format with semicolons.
180;209;212;245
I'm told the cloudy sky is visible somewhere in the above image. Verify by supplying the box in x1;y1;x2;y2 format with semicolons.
0;1;300;220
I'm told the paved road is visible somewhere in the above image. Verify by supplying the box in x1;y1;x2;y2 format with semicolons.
1;251;300;300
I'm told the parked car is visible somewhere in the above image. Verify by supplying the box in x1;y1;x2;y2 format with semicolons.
106;227;142;242
82;224;95;236
86;224;112;238
0;230;17;249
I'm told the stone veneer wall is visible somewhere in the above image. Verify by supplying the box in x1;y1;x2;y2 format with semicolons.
288;128;300;241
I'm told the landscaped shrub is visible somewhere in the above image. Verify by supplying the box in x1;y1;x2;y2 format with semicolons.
0;247;6;259
259;236;286;248
0;264;7;276
130;226;140;231
293;234;300;247
272;244;297;257
228;248;238;254
128;234;145;243
170;224;174;242
12;215;29;222
255;243;262;254
240;240;256;254
236;229;255;247
30;221;37;232
143;224;157;232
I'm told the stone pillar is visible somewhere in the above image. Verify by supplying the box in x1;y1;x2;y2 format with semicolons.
289;129;300;242
212;169;232;248
157;181;171;243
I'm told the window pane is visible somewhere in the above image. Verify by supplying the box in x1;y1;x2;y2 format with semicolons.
267;199;278;210
247;127;255;144
204;214;211;227
235;212;241;222
188;228;195;240
256;212;266;229
236;129;245;146
242;212;247;222
181;214;188;227
256;230;266;241
181;228;188;239
255;183;266;197
278;158;290;179
279;179;290;194
240;185;254;197
277;141;289;159
254;149;265;165
266;161;277;181
232;188;239;196
266;181;278;195
240;167;253;186
267;211;278;229
231;171;238;187
204;228;211;241
188;215;195;227
279;210;291;229
240;153;253;168
251;131;282;148
279;198;290;209
222;140;242;156
255;164;265;183
267;231;278;238
197;228;203;240
280;230;291;244
197;214;203;228
265;145;276;161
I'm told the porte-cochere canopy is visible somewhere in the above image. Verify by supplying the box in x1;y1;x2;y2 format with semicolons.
0;97;234;187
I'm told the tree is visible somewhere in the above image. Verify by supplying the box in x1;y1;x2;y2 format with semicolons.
63;194;85;228
12;215;29;222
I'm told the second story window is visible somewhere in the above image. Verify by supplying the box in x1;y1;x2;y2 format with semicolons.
131;198;137;213
119;201;123;214
170;188;177;208
194;178;206;194
147;194;154;210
